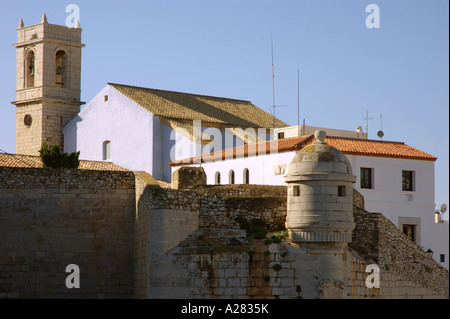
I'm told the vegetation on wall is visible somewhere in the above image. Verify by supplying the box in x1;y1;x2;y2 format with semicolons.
39;142;80;169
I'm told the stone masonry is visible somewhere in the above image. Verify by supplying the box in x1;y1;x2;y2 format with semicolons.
12;15;84;155
0;166;448;298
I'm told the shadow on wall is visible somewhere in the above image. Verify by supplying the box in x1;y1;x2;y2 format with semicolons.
62;114;82;154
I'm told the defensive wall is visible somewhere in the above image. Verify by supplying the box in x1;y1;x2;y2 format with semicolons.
0;166;448;298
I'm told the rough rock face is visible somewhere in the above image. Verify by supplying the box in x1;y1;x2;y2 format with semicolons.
172;166;207;190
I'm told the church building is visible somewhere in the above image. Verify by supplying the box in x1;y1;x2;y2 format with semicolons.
62;82;286;182
11;15;286;182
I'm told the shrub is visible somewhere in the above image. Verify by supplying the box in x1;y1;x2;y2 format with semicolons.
271;230;289;243
235;216;268;239
39;142;80;169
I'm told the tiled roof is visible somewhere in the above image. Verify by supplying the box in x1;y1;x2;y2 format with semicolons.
169;135;315;166
0;153;129;171
169;135;437;166
109;83;287;128
161;118;213;142
325;136;437;161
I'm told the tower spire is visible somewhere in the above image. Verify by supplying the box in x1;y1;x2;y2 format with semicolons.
41;13;48;24
18;18;24;28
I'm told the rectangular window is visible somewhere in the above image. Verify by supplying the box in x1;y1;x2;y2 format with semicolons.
440;254;445;263
338;186;346;197
278;132;285;139
402;170;414;191
402;224;416;242
293;185;300;197
360;167;373;189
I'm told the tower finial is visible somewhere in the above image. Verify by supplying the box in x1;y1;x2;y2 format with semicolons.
74;19;80;28
41;13;48;24
18;18;24;28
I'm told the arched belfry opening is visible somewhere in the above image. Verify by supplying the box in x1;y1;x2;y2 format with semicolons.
25;50;35;88
55;50;66;87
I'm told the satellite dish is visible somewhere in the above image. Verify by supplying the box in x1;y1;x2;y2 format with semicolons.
440;203;447;214
377;130;384;138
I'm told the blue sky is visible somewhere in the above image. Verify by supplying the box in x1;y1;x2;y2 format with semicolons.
0;0;448;215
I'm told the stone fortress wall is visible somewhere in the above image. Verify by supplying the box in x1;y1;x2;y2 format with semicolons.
0;167;135;298
0;166;448;298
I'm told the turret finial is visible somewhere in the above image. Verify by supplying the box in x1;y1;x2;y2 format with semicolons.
41;13;48;24
314;130;327;144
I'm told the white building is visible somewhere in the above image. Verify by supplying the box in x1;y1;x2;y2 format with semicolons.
63;83;285;182
170;126;449;269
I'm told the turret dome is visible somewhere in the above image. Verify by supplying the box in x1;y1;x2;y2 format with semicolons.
287;130;353;177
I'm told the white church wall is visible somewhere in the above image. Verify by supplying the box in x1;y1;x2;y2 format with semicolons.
172;150;296;186
63;85;155;174
168;125;263;183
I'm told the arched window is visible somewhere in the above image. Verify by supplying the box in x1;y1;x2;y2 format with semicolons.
229;170;235;185
243;168;249;184
215;171;221;185
25;50;35;88
55;50;66;87
103;141;111;161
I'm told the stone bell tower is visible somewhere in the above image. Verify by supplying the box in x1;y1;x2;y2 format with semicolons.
11;14;85;155
285;130;356;298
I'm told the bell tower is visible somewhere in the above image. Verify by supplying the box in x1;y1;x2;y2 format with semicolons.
11;14;85;155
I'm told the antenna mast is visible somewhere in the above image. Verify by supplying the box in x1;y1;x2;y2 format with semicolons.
271;32;275;128
363;110;374;137
270;33;287;130
297;68;300;127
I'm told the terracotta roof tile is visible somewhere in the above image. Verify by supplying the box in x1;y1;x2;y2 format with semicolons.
325;136;437;161
0;153;129;171
169;135;437;166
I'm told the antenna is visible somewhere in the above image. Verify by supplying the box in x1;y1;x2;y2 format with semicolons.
271;32;275;118
297;68;300;128
269;32;287;129
363;110;374;137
